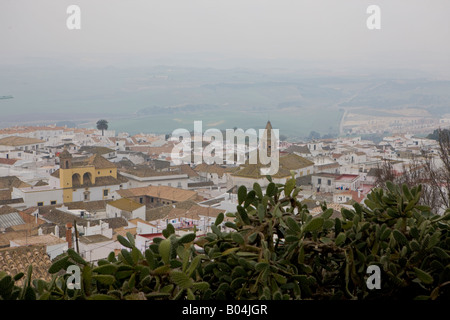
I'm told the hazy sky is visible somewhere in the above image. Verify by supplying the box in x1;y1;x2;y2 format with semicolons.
1;0;450;74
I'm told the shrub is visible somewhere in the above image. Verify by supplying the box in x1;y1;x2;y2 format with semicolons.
1;177;449;300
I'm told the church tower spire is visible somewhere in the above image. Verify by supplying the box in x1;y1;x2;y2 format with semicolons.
59;147;72;169
261;121;273;157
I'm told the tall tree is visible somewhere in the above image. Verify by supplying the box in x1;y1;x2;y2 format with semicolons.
96;119;108;136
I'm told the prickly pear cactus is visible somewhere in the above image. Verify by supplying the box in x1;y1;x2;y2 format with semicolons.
1;177;449;300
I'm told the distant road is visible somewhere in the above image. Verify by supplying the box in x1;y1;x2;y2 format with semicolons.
339;108;349;135
334;93;358;136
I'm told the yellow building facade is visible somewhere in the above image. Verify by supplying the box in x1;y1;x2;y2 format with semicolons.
58;149;117;203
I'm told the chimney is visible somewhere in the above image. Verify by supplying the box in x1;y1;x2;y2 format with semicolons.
66;222;73;249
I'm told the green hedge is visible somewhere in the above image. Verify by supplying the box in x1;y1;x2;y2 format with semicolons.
1;177;449;300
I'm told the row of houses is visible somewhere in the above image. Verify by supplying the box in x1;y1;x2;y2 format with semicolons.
0;122;447;283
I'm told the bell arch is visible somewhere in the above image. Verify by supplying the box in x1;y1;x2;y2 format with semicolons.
72;173;81;187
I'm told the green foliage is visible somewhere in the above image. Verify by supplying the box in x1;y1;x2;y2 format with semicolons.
1;178;449;300
96;119;108;136
426;128;450;141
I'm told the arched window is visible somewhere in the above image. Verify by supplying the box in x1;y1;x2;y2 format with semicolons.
72;173;81;186
83;172;92;185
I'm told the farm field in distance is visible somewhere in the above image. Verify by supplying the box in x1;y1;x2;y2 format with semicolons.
1;63;449;138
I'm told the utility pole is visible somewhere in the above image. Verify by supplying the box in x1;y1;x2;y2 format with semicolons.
73;220;80;253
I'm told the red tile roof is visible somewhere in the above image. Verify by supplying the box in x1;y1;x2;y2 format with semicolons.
0;158;18;165
0;245;53;285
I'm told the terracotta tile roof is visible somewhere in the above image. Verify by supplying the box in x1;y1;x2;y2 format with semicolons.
342;190;366;203
114;227;137;240
100;217;128;230
166;208;191;220
129;142;177;155
146;206;173;221
183;204;224;218
8;223;41;233
0;125;67;134
171;164;199;178
38;207;85;226
165;204;224;221
0;136;45;146
188;181;215;188
128;218;155;227
145;200;224;222
120;166;185;178
335;174;359;182
66;200;110;212
117;186;197;203
34;180;49;187
89;175;126;187
0;229;38;248
50;169;60;178
58;148;72;159
108;198;144;212
21;207;39;215
279;154;315;170
116;158;136;168
18;210;45;225
72;154;116;169
0;190;11;201
315;162;340;169
0;205;19;215
228;152;312;179
0;198;24;206
86;154;117;169
11;234;66;246
194;163;227;177
0;176;31;189
0;158;18;165
231;164;291;179
79;146;115;155
310;203;345;215
0;245;53;285
175;199;212;209
79;234;111;244
313;173;340;179
284;145;311;155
